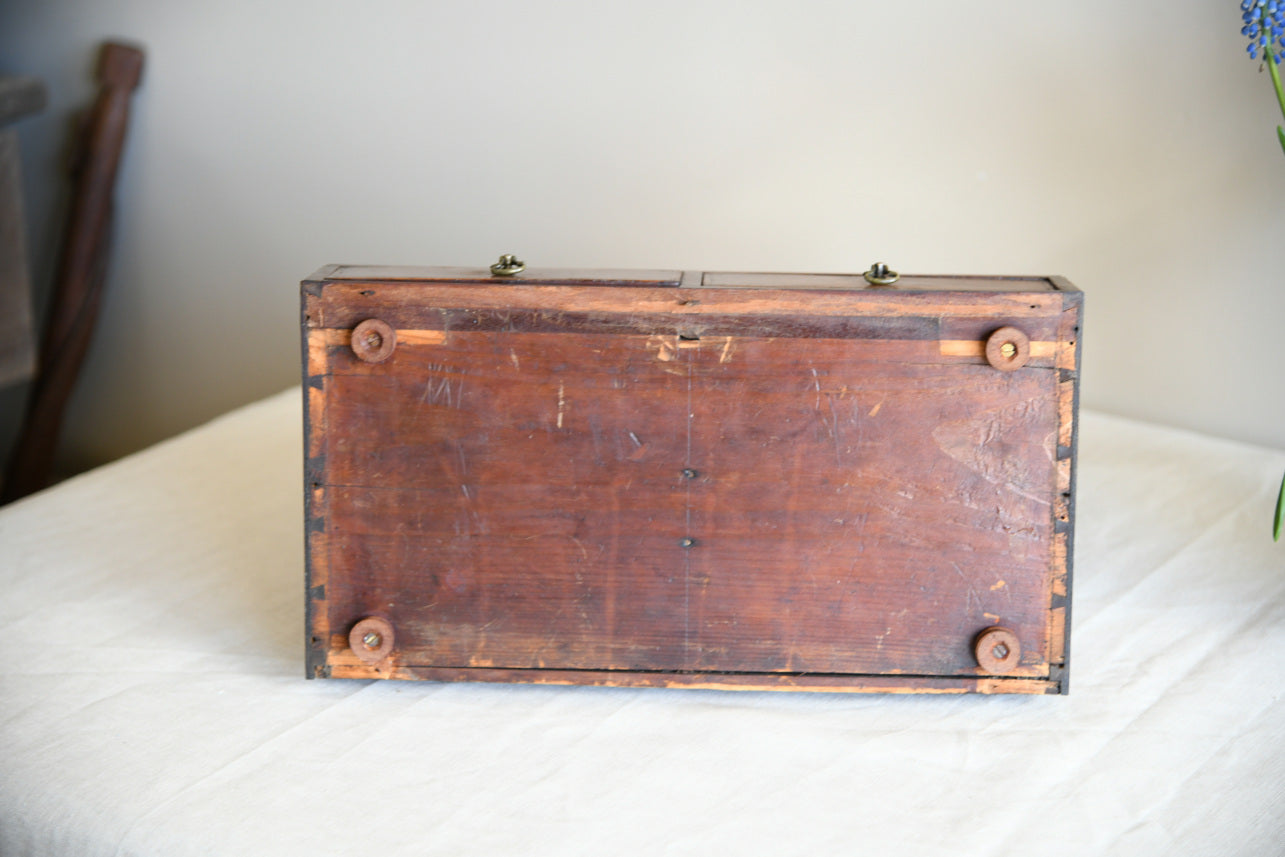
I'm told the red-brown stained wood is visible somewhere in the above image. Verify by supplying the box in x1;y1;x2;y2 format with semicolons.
303;266;1082;694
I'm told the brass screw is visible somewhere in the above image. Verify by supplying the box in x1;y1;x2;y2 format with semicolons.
364;331;383;350
863;262;900;286
490;254;526;276
992;642;1010;660
1000;342;1017;359
682;468;699;479
679;537;696;548
362;631;382;650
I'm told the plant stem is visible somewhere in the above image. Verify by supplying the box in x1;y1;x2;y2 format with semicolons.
1268;46;1285;124
1275;471;1284;542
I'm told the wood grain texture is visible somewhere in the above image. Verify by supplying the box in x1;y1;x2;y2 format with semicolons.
304;267;1080;693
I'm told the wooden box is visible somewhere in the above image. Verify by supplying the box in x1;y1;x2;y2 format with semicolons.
302;263;1082;694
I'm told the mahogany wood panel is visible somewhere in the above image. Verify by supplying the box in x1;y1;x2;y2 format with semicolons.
304;266;1082;694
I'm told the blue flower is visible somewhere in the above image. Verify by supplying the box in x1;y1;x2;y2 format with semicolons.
1244;0;1285;62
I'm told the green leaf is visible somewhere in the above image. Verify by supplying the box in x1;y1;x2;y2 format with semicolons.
1275;470;1285;542
1278;125;1285;158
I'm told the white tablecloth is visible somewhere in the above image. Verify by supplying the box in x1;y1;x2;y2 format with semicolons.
2;388;1282;856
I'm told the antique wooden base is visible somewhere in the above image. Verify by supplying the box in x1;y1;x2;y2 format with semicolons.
303;264;1081;694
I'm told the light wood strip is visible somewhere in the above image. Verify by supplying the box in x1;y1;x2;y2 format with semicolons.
1058;378;1075;449
315;328;448;347
939;340;1056;358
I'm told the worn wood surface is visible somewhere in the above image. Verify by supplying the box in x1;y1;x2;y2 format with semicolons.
305;266;1081;694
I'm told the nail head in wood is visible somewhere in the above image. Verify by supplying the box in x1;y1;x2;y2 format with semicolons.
350;616;395;664
351;318;396;363
984;326;1030;371
974;626;1020;674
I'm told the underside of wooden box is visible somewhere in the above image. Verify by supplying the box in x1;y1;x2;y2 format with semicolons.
303;265;1081;694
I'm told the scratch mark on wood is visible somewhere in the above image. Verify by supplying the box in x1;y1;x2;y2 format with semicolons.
646;334;677;362
588;417;604;464
454;440;468;478
719;336;735;363
626;430;647;461
953;562;982;615
421;364;462;408
530;605;568;663
509;348;520;370
557;381;566;429
824;395;843;462
932;398;1054;504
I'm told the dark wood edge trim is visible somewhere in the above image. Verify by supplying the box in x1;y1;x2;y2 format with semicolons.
301;284;329;680
303;263;342;285
323;665;1061;694
301;286;315;679
1059;292;1083;695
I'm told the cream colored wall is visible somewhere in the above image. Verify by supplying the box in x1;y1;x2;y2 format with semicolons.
2;0;1283;471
